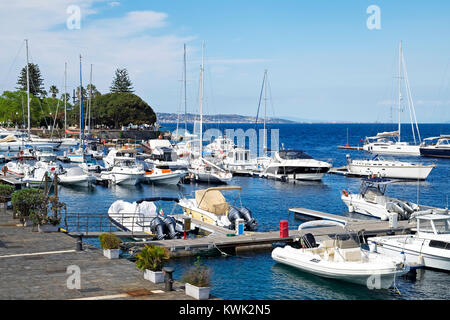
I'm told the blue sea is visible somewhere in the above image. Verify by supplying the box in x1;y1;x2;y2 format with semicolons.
7;123;450;300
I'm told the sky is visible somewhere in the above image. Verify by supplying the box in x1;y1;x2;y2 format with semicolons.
0;0;449;123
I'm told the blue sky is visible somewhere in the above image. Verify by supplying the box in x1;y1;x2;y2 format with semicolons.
1;0;449;122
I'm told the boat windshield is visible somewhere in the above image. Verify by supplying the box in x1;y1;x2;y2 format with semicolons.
419;218;450;235
278;150;313;160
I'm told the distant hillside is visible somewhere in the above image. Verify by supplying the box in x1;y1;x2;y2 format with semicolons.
156;113;295;124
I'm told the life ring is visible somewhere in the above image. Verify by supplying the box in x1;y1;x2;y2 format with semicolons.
342;190;349;197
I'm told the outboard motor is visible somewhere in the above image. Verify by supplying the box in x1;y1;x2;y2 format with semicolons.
163;216;179;239
301;233;317;248
150;216;167;240
227;206;243;230
238;207;257;231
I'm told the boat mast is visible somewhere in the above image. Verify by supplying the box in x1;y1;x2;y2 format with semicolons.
25;39;30;140
263;69;267;156
199;41;205;158
88;63;92;135
184;43;188;133
397;41;402;143
79;55;85;157
64;62;67;138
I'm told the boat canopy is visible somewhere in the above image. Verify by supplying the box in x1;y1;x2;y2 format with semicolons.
298;220;346;230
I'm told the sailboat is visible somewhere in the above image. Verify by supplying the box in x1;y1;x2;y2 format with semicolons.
188;42;233;184
67;55;93;164
363;41;422;156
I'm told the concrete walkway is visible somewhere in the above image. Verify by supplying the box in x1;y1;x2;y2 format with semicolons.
0;207;197;300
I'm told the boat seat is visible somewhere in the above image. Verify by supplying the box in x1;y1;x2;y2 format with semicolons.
320;240;335;248
336;239;360;249
341;248;361;262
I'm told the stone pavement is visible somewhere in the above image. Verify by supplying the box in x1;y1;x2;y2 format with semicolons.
0;207;199;300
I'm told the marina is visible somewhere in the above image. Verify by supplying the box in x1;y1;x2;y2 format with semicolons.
1;1;450;307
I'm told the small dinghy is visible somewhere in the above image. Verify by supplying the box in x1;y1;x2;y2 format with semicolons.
58;166;96;187
144;167;186;185
271;220;410;289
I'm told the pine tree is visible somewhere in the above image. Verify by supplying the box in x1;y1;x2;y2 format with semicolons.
16;63;45;97
110;68;134;93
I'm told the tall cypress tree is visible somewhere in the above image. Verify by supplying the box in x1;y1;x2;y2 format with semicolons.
110;68;134;93
16;63;45;96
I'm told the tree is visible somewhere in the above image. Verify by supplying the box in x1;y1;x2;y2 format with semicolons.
93;92;155;128
49;85;59;98
110;68;134;93
16;63;45;97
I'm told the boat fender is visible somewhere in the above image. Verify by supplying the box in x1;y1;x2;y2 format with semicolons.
150;217;167;240
342;190;349;197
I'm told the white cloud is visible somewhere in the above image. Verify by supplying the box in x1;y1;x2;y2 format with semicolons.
108;1;120;7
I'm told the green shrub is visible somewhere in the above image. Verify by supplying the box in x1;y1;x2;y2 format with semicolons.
11;188;45;219
181;256;211;287
0;185;14;202
99;233;121;250
135;245;169;272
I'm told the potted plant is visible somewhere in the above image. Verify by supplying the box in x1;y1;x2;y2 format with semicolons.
0;184;14;208
11;188;45;226
99;233;121;259
181;256;212;300
135;245;170;283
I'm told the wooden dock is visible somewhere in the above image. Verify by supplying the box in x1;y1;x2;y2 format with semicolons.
337;146;363;151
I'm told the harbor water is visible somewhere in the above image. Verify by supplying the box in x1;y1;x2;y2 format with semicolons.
6;123;449;300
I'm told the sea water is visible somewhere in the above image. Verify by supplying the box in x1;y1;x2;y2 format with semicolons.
6;123;449;300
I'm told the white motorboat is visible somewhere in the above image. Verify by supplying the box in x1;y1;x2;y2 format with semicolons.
204;136;235;159
22;161;63;187
58;166;96;187
341;178;448;220
66;147;93;163
100;158;145;185
419;135;450;159
189;158;233;184
102;147;138;169
143;139;189;171
35;147;57;162
346;154;435;180
223;147;258;176
78;162;105;174
263;150;331;181
271;220;410;289
178;186;257;231
143;167;186;185
363;42;422;156
108;198;184;239
4;161;32;176
368;214;450;271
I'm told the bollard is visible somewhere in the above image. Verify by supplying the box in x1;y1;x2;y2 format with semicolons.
163;267;174;292
73;233;83;251
280;220;289;238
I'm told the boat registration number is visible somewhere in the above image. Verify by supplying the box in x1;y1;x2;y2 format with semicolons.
310;258;321;263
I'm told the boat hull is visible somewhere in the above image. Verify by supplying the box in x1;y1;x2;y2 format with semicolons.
347;163;434;180
419;147;450;159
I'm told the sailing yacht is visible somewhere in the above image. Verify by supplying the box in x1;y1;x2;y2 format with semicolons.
187;42;233;184
419;135;450;158
363;42;422;156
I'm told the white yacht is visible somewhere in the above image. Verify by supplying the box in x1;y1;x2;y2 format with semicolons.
263;150;332;181
22;161;63;187
341;178;447;220
58;166;96;187
368;214;450;271
345;154;435;180
102;148;137;169
272;221;410;289
4;161;33;176
204;136;235;159
100;158;145;185
66;147;94;163
419;135;450;159
222;147;258;176
144;166;186;185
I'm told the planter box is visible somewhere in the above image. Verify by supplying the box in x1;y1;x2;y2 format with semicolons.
144;269;165;283
103;249;120;259
38;224;59;232
185;283;210;300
